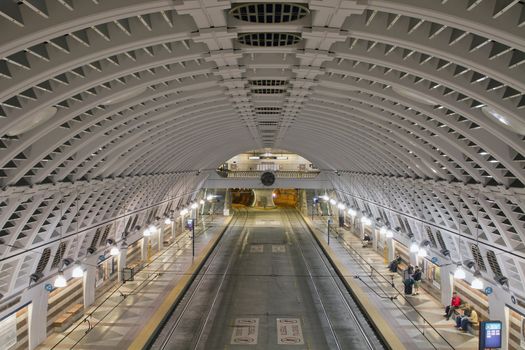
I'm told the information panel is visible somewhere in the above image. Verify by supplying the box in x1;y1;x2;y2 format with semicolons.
479;321;502;349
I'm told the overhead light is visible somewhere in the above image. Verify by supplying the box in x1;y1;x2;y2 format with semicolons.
71;263;84;278
54;271;67;288
199;200;205;205
143;228;151;237
180;209;189;216
380;226;388;235
206;195;214;201
329;199;337;205
272;193;277;198
391;86;437;105
248;156;260;160
471;276;484;290
385;229;394;238
418;247;428;257
410;241;419;253
347;208;357;217
454;265;466;280
6;106;58;136
103;86;148;106
276;156;288;160
481;106;525;135
360;216;371;225
191;203;198;209
164;217;172;225
110;245;120;256
148;224;157;233
337;203;346;210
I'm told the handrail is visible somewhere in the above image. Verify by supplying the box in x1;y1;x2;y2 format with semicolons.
313;213;456;350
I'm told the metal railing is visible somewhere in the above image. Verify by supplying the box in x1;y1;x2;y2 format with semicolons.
312;210;456;350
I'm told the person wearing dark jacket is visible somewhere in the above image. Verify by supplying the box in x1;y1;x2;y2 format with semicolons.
412;267;422;295
388;256;402;272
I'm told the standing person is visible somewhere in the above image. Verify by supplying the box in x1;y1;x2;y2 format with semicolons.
412;266;422;295
403;275;414;295
444;292;462;320
403;264;414;281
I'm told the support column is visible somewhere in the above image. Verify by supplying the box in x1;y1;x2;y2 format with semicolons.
409;250;418;267
440;264;455;306
83;254;98;308
359;221;365;240
488;287;510;349
141;237;149;261
224;189;231;216
28;286;49;350
157;226;164;251
171;214;177;239
117;248;127;283
372;225;379;251
387;237;395;262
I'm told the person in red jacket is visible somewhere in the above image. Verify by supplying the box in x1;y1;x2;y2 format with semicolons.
444;292;462;320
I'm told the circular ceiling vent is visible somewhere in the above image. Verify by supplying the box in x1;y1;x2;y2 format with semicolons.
238;32;301;47
230;3;309;23
261;172;276;186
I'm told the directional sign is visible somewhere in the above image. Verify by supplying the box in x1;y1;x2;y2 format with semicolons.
485;287;493;295
431;257;439;264
44;283;53;292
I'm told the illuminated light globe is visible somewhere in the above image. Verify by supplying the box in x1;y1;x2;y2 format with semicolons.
329;199;337;205
454;266;466;280
191;203;198;209
417;247;428;257
471;277;484;289
54;272;67;288
143;228;151;237
386;230;394;238
164;218;172;225
337;203;346;210
72;264;84;278
110;246;120;256
148;224;157;233
379;226;388;235
347;209;357;217
410;242;419;253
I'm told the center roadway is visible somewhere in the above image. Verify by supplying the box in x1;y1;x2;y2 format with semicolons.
150;208;384;350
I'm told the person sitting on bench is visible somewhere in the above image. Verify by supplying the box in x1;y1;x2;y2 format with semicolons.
455;305;478;332
444;292;462;320
362;232;372;247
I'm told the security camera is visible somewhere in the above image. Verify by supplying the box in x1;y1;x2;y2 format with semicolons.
87;247;96;254
62;258;74;266
495;275;509;286
441;249;450;256
30;272;44;283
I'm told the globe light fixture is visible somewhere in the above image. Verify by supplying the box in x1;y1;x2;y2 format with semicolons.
454;265;466;280
53;271;67;288
71;263;84;278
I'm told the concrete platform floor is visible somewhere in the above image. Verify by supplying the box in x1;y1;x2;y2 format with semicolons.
39;215;229;350
308;213;479;350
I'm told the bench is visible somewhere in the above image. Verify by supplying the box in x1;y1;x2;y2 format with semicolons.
52;303;83;332
451;309;481;335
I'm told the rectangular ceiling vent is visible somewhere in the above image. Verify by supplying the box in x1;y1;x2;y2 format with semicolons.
251;88;286;94
258;121;279;126
250;80;288;86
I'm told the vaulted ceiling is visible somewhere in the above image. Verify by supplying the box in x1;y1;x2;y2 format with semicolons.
0;0;524;306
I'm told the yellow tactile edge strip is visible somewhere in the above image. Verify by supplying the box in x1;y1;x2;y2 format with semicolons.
128;216;233;350
301;215;407;350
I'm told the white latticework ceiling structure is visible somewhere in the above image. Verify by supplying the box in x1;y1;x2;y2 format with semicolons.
0;0;524;309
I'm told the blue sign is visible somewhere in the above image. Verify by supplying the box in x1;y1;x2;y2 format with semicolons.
44;283;53;292
431;257;439;264
485;287;493;295
98;255;105;262
479;321;502;349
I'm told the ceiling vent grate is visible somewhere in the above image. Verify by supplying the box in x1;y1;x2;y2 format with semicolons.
252;88;286;94
258;121;279;126
230;3;309;23
238;32;301;47
255;107;282;111
251;80;288;86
